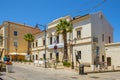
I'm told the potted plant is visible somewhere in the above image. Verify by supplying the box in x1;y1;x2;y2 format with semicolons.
63;61;71;67
5;61;13;73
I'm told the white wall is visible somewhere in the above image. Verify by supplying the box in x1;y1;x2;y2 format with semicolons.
73;44;92;65
106;43;120;68
32;12;114;67
72;19;92;39
91;12;113;62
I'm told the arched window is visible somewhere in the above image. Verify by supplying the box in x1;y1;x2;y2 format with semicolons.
36;55;38;60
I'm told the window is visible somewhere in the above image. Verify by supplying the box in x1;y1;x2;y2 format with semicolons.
33;42;34;48
102;55;105;62
0;36;3;46
36;55;38;60
14;40;18;47
109;36;111;43
43;54;45;59
43;39;45;46
36;41;38;47
50;53;52;59
77;30;81;38
50;36;52;44
96;46;99;56
14;31;18;36
33;55;34;60
102;34;104;41
77;51;81;59
56;35;59;43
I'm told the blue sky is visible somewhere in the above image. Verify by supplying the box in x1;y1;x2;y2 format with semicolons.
0;0;120;42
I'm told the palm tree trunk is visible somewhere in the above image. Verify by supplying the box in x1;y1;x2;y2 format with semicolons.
28;42;30;55
27;41;31;61
63;32;68;62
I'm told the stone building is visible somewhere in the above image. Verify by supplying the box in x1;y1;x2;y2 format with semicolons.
0;21;40;61
105;42;120;69
32;12;113;70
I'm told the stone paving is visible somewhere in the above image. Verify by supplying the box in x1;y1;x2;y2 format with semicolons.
0;62;120;80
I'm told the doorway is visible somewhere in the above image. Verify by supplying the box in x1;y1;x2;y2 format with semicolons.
107;57;111;66
102;55;105;62
56;52;59;61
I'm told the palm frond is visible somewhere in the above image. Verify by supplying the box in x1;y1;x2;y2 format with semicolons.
24;33;34;42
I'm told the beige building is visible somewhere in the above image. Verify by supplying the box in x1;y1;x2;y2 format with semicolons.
32;12;113;70
105;42;120;68
0;21;40;61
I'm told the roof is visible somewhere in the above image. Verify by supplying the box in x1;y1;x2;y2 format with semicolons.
105;42;120;47
71;14;90;23
32;27;41;35
1;21;41;34
2;21;37;29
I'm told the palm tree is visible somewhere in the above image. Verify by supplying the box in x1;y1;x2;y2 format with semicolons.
56;19;73;62
24;33;34;60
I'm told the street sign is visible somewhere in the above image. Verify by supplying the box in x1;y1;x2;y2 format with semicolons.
54;45;57;49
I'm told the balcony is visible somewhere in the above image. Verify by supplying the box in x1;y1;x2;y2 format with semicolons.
47;43;64;49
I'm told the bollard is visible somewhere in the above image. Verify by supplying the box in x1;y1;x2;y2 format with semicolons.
98;65;100;71
91;65;95;71
79;64;84;75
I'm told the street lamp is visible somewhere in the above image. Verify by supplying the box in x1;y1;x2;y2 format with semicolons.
68;37;77;69
35;24;47;68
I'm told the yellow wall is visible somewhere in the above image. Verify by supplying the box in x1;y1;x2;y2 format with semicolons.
0;21;40;60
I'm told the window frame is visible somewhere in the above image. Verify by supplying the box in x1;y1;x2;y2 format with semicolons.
14;31;18;36
36;41;38;47
109;36;111;43
77;30;81;39
50;36;52;45
56;35;59;43
43;39;45;46
77;51;81;59
102;34;104;41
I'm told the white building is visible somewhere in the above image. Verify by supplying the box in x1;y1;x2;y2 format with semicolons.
105;43;120;68
32;12;113;70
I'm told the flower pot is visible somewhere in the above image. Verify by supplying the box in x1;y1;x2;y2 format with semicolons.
6;65;13;73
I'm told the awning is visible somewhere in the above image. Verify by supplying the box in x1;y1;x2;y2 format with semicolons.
47;43;64;49
9;52;27;55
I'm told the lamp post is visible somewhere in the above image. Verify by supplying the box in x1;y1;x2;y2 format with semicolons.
36;24;47;68
68;38;77;69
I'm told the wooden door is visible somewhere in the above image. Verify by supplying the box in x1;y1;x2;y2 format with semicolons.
107;57;111;66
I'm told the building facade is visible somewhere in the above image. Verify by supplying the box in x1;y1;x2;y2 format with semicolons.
105;42;120;68
0;21;40;61
32;12;113;69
